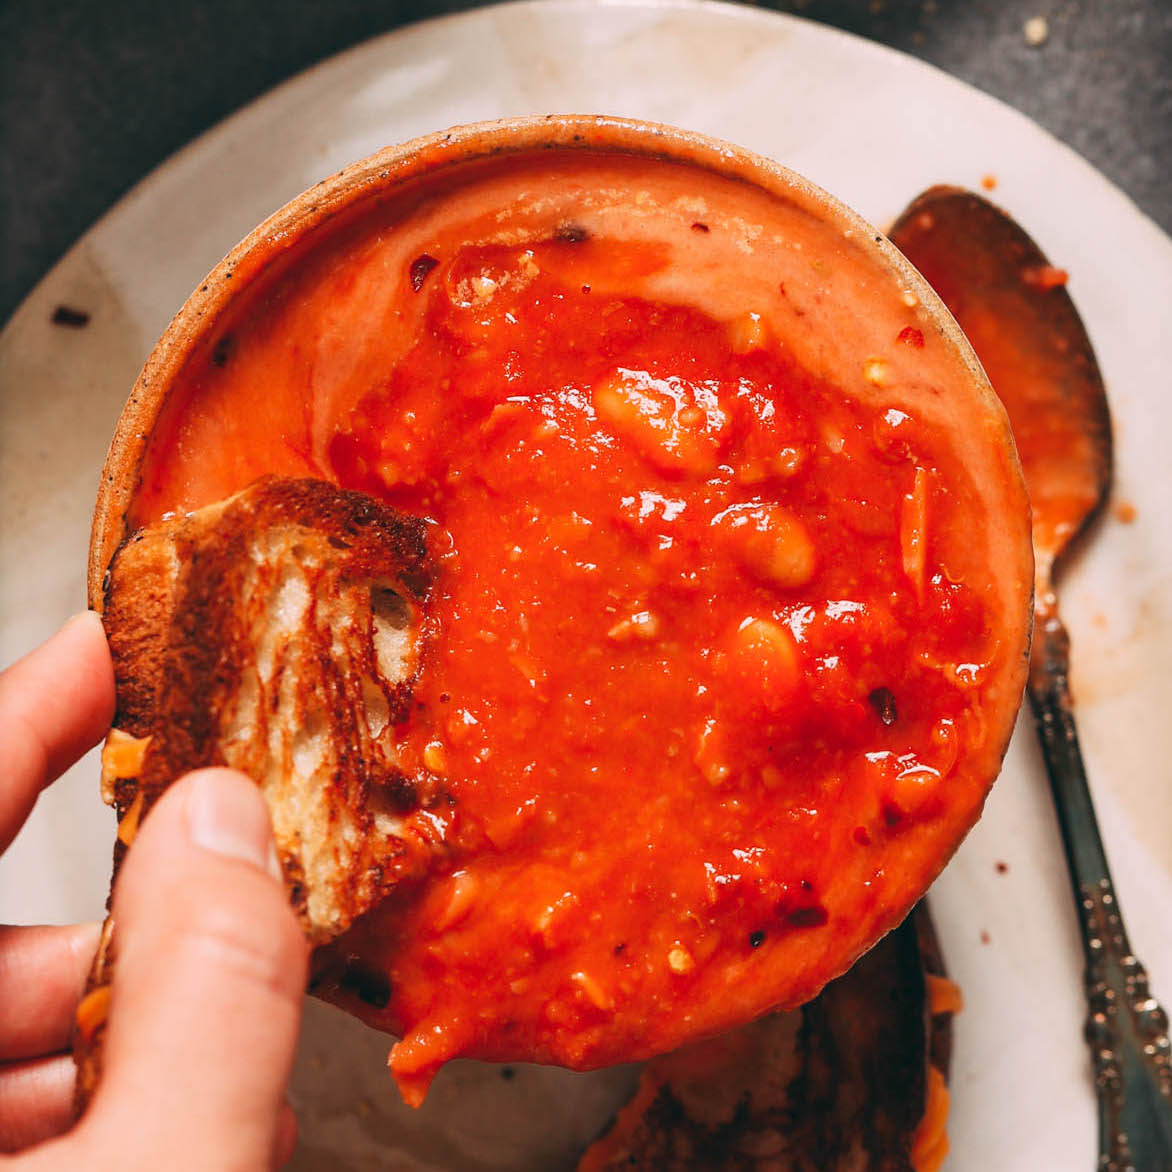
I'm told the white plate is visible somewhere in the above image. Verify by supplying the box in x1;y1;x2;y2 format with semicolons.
2;1;1170;1167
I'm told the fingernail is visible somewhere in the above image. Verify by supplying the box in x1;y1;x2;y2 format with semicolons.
267;841;285;884
62;610;102;635
186;771;281;879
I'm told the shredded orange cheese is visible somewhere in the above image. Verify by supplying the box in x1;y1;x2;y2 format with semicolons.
116;790;146;846
100;729;151;804
926;972;965;1016
911;1064;951;1172
910;972;960;1172
75;985;112;1043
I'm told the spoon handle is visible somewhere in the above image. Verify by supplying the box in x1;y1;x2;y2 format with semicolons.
1028;613;1172;1172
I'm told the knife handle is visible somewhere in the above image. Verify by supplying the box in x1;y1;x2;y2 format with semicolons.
1028;612;1172;1171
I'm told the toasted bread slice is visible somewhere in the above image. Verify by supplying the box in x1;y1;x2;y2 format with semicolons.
76;476;439;1102
577;903;955;1172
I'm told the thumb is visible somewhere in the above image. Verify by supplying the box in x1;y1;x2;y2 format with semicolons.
83;769;307;1171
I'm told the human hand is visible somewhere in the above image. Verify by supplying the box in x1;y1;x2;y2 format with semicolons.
0;612;308;1169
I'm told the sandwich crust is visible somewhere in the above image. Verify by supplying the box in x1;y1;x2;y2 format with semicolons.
77;476;438;1103
577;904;954;1172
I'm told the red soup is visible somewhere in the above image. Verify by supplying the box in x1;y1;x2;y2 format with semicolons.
122;140;1031;1101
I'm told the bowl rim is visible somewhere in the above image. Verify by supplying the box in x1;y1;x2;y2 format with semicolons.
87;112;999;602
85;113;1037;1072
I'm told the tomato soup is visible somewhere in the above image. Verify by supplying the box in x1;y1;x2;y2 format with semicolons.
119;138;1031;1101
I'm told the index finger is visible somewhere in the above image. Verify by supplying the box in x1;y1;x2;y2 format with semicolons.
0;612;115;852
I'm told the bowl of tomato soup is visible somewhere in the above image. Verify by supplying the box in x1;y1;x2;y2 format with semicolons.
90;116;1032;1101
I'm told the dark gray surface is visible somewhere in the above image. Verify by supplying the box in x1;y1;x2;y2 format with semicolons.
2;0;1169;326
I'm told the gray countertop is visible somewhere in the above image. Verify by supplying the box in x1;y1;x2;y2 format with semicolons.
2;0;1169;326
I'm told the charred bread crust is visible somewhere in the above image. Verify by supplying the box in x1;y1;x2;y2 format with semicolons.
76;476;439;1110
577;903;953;1171
101;476;436;933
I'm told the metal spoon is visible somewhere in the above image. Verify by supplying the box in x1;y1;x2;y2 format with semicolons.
890;187;1172;1172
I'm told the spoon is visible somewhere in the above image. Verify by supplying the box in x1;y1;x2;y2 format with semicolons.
890;187;1172;1172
